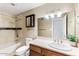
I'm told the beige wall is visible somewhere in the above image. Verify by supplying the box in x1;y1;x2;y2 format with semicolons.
68;11;76;35
16;3;74;41
75;4;79;39
0;12;16;48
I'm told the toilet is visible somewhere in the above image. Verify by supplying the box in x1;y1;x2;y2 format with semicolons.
15;38;32;56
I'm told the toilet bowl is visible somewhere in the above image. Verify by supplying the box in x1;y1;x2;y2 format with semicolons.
15;38;32;56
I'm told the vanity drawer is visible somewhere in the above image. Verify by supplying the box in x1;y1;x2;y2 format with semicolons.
30;44;41;53
42;48;65;56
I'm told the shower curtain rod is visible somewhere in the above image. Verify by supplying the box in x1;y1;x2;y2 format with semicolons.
0;28;22;30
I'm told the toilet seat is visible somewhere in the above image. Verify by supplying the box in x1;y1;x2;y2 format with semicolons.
16;46;29;55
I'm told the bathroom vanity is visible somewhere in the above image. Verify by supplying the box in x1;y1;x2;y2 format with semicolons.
30;38;79;56
30;44;67;56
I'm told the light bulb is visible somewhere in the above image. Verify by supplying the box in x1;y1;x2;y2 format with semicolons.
57;12;62;17
50;13;54;18
44;15;49;19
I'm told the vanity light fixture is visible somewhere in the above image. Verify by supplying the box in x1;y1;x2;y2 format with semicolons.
44;11;63;19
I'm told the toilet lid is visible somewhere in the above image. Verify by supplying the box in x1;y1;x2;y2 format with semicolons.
16;46;29;52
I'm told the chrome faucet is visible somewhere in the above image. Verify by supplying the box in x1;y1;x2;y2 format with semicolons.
54;39;63;44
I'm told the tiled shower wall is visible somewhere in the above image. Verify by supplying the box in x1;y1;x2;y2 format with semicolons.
0;13;16;48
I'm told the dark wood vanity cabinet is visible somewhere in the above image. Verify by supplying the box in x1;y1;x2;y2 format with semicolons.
30;44;67;56
41;48;66;56
30;44;42;56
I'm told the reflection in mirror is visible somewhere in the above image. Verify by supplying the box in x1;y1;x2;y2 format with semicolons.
53;15;66;41
38;11;76;41
38;17;52;37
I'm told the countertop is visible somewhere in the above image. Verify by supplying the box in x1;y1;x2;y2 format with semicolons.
30;38;79;56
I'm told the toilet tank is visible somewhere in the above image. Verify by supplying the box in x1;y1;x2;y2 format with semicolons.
25;38;32;46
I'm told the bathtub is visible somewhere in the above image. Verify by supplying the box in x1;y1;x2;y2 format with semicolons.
0;42;21;56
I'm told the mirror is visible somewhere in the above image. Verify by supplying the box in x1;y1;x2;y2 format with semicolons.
38;11;76;39
38;17;52;37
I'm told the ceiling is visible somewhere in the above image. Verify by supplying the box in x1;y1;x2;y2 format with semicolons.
0;3;44;16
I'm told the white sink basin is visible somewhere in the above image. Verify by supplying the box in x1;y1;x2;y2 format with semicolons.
48;42;72;51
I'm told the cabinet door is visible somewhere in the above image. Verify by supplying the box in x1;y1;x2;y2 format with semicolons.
30;50;42;56
30;44;41;53
42;48;65;56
